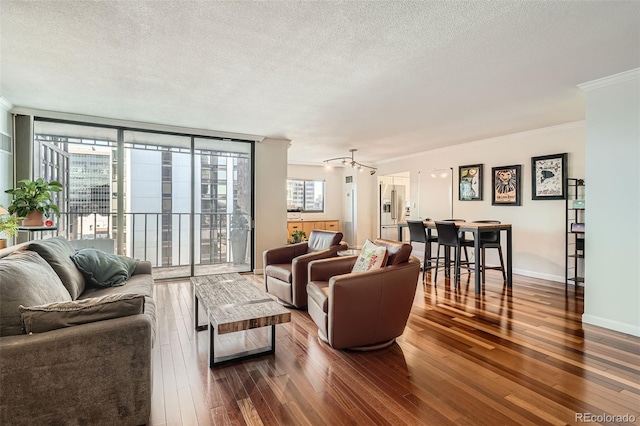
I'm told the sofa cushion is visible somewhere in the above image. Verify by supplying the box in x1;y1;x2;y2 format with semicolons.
0;251;72;336
19;293;145;334
80;273;157;346
352;240;388;273
28;237;86;299
71;248;139;288
265;263;293;283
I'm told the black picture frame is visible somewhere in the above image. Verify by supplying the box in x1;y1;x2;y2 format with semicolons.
492;165;522;206
531;153;568;200
458;164;483;201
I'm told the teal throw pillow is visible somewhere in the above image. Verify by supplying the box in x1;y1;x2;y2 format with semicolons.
71;249;139;288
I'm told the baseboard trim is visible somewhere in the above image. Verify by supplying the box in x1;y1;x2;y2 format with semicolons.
512;268;565;283
253;268;264;275
411;258;566;284
582;314;640;337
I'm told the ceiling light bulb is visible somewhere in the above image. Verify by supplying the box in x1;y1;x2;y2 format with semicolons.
342;159;348;166
359;167;364;173
351;162;356;168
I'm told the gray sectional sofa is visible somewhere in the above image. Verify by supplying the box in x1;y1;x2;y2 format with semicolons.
0;237;156;426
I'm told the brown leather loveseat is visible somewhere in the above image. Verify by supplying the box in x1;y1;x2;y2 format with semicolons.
306;239;419;349
264;230;347;308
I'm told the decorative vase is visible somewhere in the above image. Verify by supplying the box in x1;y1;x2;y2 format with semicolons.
22;210;44;227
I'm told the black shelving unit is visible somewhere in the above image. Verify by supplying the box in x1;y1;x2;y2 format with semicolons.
565;178;585;288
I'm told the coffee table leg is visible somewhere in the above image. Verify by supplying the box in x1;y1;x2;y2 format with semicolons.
270;324;275;353
209;320;216;368
194;293;208;331
209;325;277;368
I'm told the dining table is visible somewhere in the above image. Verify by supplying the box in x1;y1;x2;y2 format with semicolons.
397;221;512;294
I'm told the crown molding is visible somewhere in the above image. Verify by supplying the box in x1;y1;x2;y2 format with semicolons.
8;106;265;142
260;137;291;147
288;160;339;167
0;97;13;111
376;121;585;165
578;68;640;92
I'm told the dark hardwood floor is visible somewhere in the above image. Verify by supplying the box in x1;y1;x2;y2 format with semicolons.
149;272;640;426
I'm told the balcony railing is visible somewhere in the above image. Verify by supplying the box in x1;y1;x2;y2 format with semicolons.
50;212;250;278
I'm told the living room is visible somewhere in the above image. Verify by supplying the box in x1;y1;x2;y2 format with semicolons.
1;1;639;425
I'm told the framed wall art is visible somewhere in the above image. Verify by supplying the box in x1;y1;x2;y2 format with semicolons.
492;165;521;206
458;164;483;201
531;153;567;200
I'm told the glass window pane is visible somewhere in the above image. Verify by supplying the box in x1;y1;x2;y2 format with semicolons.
287;179;324;212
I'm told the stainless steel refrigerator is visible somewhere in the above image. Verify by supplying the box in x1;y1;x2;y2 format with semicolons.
380;183;406;240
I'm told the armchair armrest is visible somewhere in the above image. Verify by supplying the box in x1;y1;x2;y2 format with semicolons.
263;242;309;266
0;315;152;424
309;256;357;282
292;246;346;280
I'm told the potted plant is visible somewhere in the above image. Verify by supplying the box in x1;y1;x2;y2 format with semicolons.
290;229;307;244
5;178;63;226
230;204;250;265
0;206;20;249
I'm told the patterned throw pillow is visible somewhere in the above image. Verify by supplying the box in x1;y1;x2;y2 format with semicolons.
351;240;388;273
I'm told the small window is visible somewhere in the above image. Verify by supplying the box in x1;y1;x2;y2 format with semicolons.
286;179;325;212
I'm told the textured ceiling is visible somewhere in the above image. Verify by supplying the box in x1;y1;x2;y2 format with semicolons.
1;1;639;165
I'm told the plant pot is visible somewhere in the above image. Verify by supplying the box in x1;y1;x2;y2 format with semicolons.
231;230;248;265
0;239;6;249
22;210;44;227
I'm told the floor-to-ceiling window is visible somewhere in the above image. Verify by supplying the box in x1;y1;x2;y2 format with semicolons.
193;138;252;276
33;118;254;278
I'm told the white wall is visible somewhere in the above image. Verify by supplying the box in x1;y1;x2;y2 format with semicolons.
373;122;586;282
353;169;378;247
254;138;289;272
580;69;640;337
287;164;343;221
286;164;378;247
0;98;13;208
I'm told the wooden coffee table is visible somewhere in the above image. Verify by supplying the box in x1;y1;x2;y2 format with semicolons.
191;273;291;367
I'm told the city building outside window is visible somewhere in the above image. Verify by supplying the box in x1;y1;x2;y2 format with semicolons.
286;179;325;212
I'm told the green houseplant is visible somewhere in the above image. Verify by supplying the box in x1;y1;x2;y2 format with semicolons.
230;204;250;264
5;178;63;226
290;229;307;244
0;206;20;249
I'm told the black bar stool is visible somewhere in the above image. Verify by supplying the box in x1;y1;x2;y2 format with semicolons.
406;220;438;281
472;220;506;283
433;221;475;287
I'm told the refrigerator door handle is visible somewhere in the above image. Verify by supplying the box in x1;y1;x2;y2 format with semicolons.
391;189;397;221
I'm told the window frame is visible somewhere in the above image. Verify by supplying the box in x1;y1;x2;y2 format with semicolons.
286;179;325;213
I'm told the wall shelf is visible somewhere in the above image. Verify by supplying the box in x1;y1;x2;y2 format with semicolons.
565;178;585;288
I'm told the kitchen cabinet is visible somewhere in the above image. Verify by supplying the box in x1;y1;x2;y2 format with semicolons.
325;221;339;231
287;222;303;241
302;221;315;237
286;220;340;242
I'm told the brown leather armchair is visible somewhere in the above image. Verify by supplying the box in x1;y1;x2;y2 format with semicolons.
264;230;347;308
307;239;419;350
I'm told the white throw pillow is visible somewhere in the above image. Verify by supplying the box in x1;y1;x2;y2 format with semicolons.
351;240;388;273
